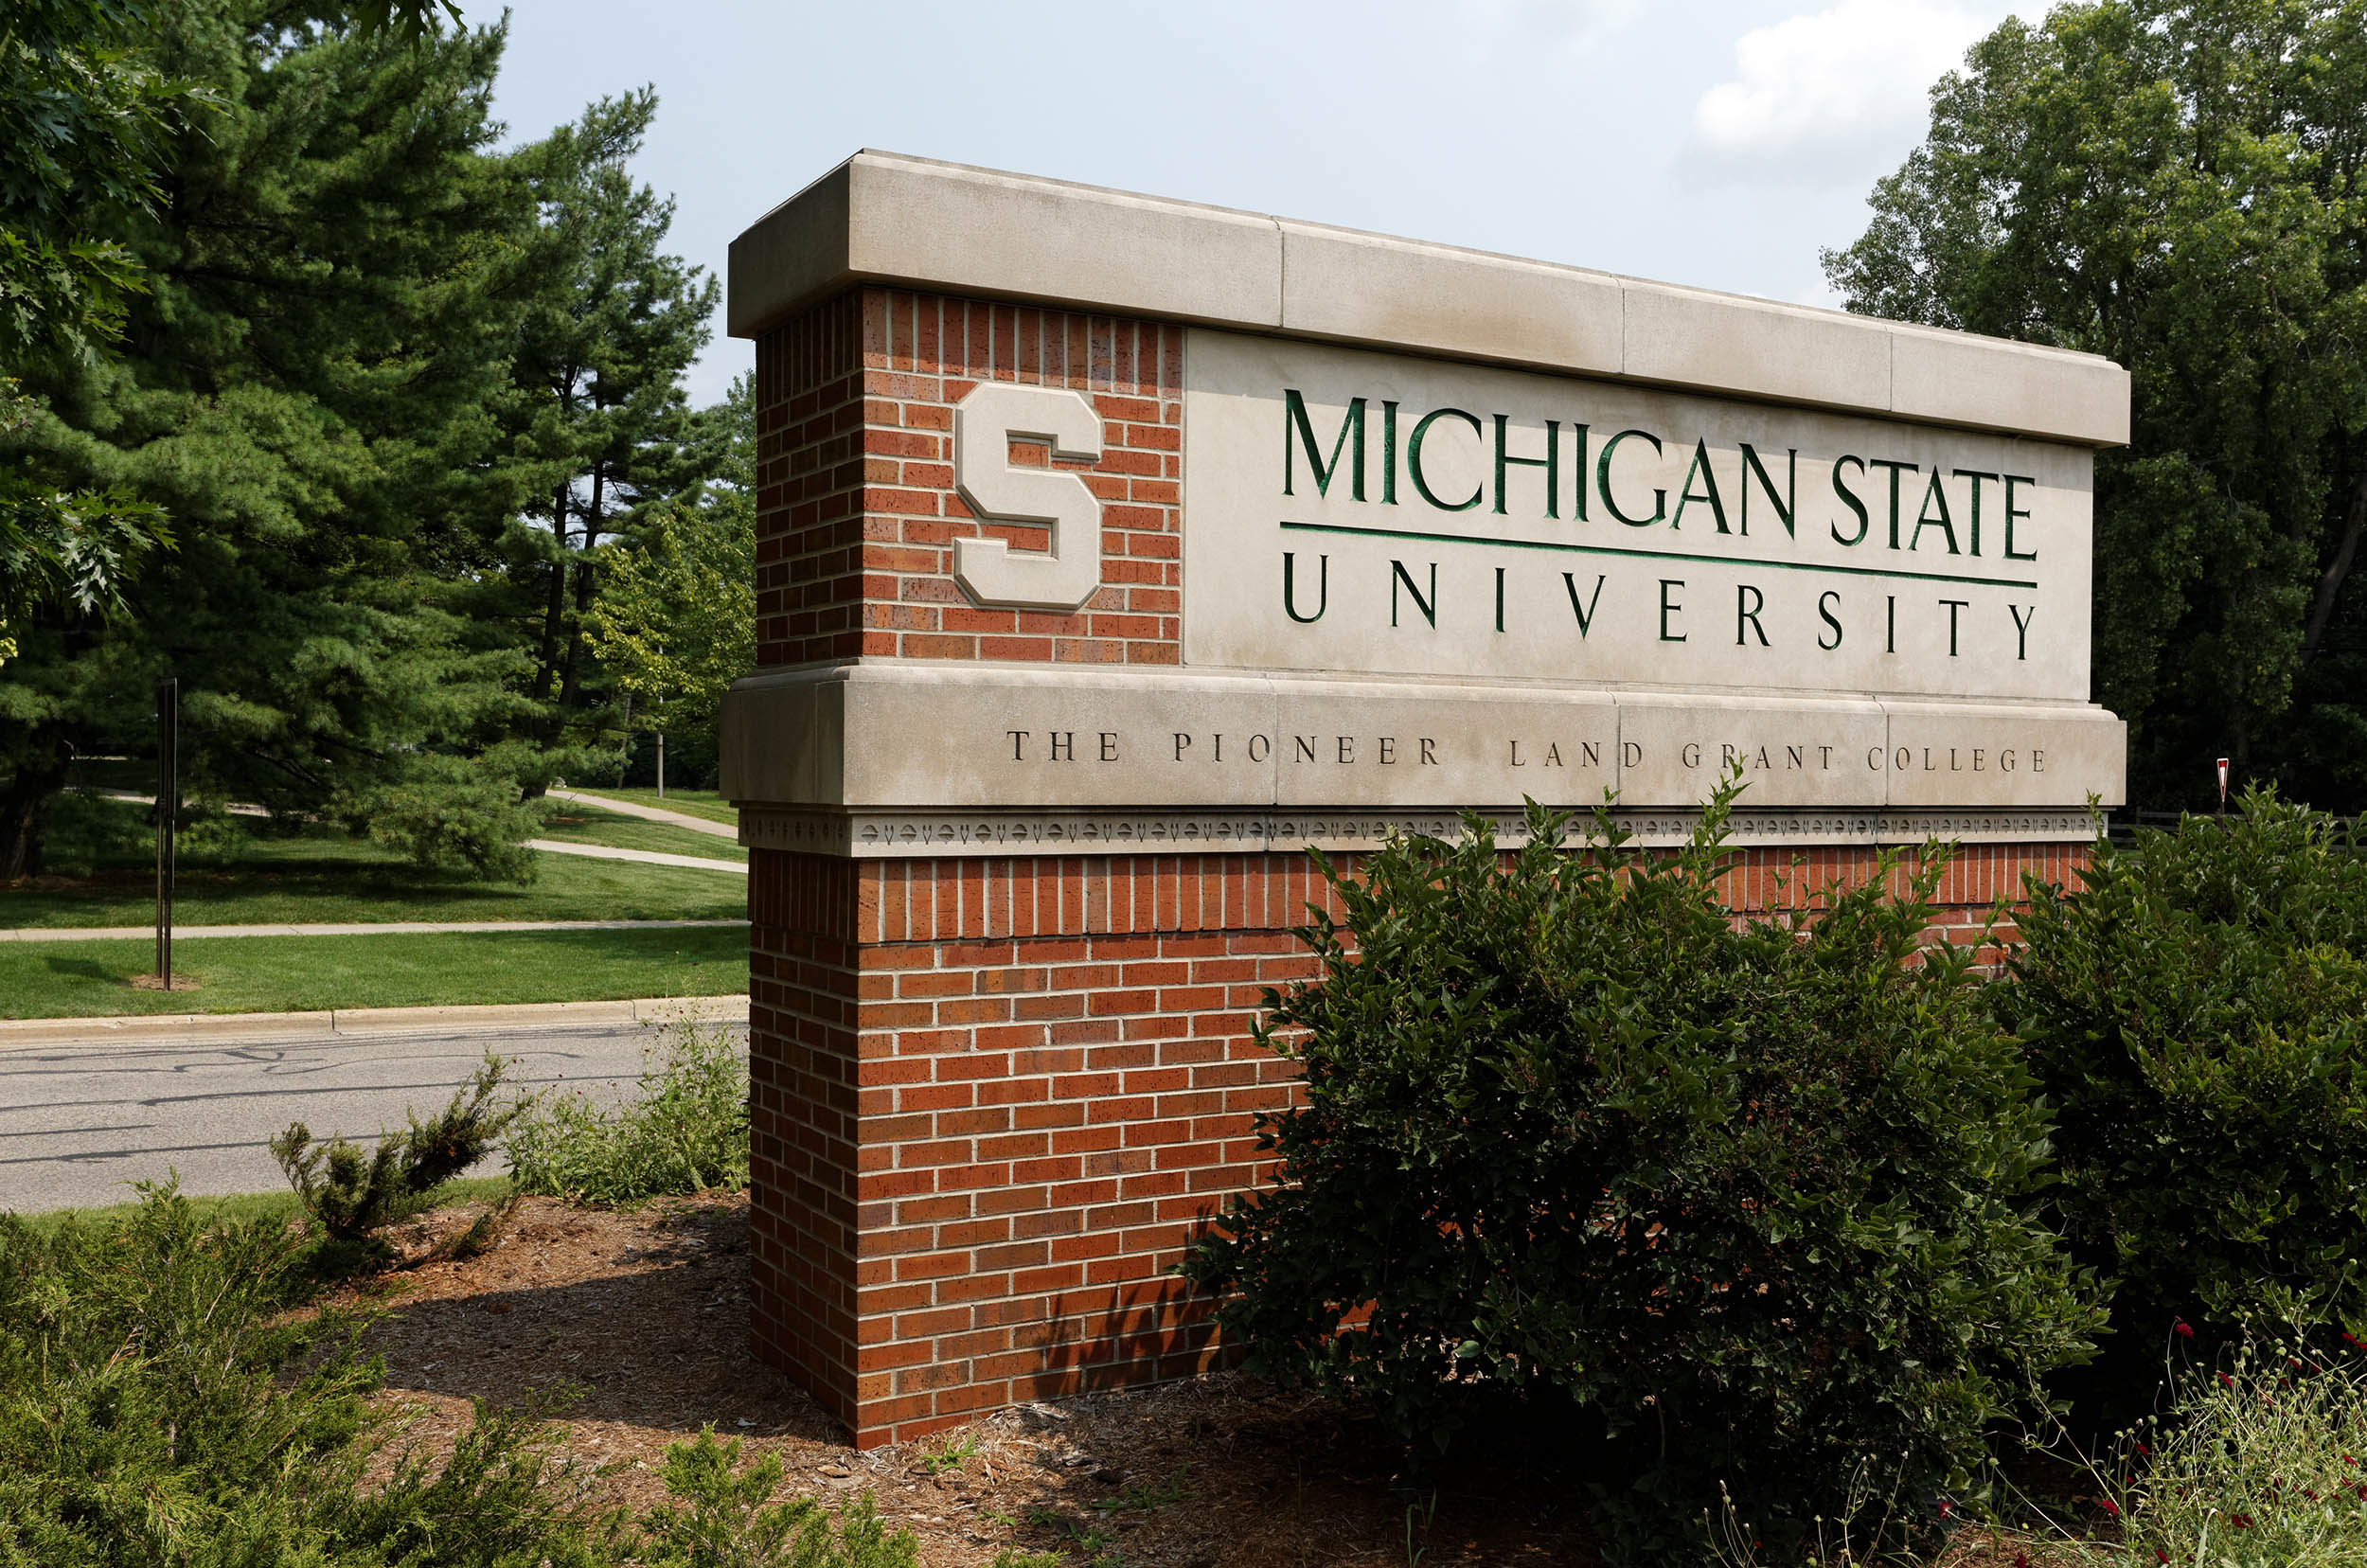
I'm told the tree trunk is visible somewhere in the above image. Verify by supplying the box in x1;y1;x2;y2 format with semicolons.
531;480;571;706
2298;468;2367;671
0;746;71;882
558;469;604;713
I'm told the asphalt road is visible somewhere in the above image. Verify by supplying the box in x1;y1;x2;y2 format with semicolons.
0;1019;748;1214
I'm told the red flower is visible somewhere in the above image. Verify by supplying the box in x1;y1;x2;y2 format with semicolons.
2233;1513;2252;1528
2014;1555;2029;1568
2174;1319;2196;1339
2135;1440;2152;1456
2099;1497;2123;1517
2218;1371;2236;1389
2342;1330;2364;1350
2154;1553;2168;1564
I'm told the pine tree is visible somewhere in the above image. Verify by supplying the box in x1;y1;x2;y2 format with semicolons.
502;90;719;763
0;2;548;876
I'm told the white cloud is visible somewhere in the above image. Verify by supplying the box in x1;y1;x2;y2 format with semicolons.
1688;1;2016;182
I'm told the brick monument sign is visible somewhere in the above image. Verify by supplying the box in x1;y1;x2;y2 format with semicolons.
720;151;2130;1447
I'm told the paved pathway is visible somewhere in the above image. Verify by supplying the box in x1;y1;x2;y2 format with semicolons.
0;918;746;944
0;1008;749;1211
526;839;746;873
549;788;738;840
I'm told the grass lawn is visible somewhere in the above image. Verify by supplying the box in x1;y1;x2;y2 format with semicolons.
537;801;746;864
4;798;744;929
563;785;737;827
0;924;749;1018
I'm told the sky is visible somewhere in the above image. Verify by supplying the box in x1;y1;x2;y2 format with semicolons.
483;0;2031;409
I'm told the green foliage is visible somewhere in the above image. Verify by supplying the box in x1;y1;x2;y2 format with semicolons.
507;1014;749;1205
362;743;553;881
1184;790;2099;1564
2002;790;2367;1362
1825;0;2367;811
273;1054;524;1247
586;376;756;746
0;1181;622;1566
0;0;191;646
637;1430;918;1568
2093;1341;2367;1567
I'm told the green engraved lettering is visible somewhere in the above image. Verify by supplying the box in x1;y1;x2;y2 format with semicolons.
1562;571;1606;637
1671;438;1730;533
1909;469;1960;554
1867;458;1919;549
1493;414;1558;518
1740;444;1796;538
1284;389;1366;500
2003;474;2038;560
1831;455;1870;545
1953;468;1999;556
1391;560;1438;627
1598;428;1666;526
1409;407;1484;511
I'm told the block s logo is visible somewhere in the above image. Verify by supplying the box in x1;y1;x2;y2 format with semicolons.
952;383;1105;611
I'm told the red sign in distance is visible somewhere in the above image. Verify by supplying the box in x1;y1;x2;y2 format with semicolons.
2216;757;2231;806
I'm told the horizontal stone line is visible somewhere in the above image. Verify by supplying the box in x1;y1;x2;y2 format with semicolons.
1276;520;2040;590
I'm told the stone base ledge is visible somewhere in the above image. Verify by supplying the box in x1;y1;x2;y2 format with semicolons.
741;805;2103;859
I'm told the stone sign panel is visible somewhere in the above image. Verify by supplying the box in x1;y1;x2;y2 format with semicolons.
719;151;2131;1448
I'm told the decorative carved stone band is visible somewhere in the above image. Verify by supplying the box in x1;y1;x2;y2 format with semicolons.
740;804;2104;859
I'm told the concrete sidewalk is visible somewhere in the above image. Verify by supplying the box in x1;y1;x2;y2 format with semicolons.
526;839;746;873
0;992;750;1047
550;787;738;840
0;917;747;943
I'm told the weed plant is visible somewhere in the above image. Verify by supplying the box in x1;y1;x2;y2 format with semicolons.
508;1013;749;1205
2065;1339;2367;1566
637;1430;917;1567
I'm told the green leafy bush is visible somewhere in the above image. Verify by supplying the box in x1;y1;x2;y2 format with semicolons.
1184;796;2098;1564
508;1013;748;1205
637;1430;917;1568
273;1053;523;1253
2092;1340;2367;1567
2002;791;2367;1363
0;1183;620;1566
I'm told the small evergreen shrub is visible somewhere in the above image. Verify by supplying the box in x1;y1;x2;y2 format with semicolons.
637;1430;918;1568
273;1053;523;1252
1183;795;2098;1564
0;1183;621;1566
2002;791;2367;1363
508;1014;749;1205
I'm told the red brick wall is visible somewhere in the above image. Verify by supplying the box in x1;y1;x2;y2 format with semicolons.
744;837;2089;1447
752;288;1183;672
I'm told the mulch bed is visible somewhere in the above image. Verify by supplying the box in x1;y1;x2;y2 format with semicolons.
350;1194;1593;1565
348;1194;2081;1568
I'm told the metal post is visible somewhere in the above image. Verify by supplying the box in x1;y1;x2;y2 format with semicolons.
154;678;178;989
656;728;666;799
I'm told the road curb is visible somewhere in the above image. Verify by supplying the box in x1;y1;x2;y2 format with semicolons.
0;994;750;1047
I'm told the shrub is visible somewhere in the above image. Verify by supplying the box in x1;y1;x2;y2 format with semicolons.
2002;790;2367;1366
637;1429;918;1567
273;1053;523;1253
2093;1339;2367;1567
508;1013;749;1205
1183;794;2099;1565
0;1183;620;1566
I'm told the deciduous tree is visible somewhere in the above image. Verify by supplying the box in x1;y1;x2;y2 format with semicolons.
1825;0;2367;809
